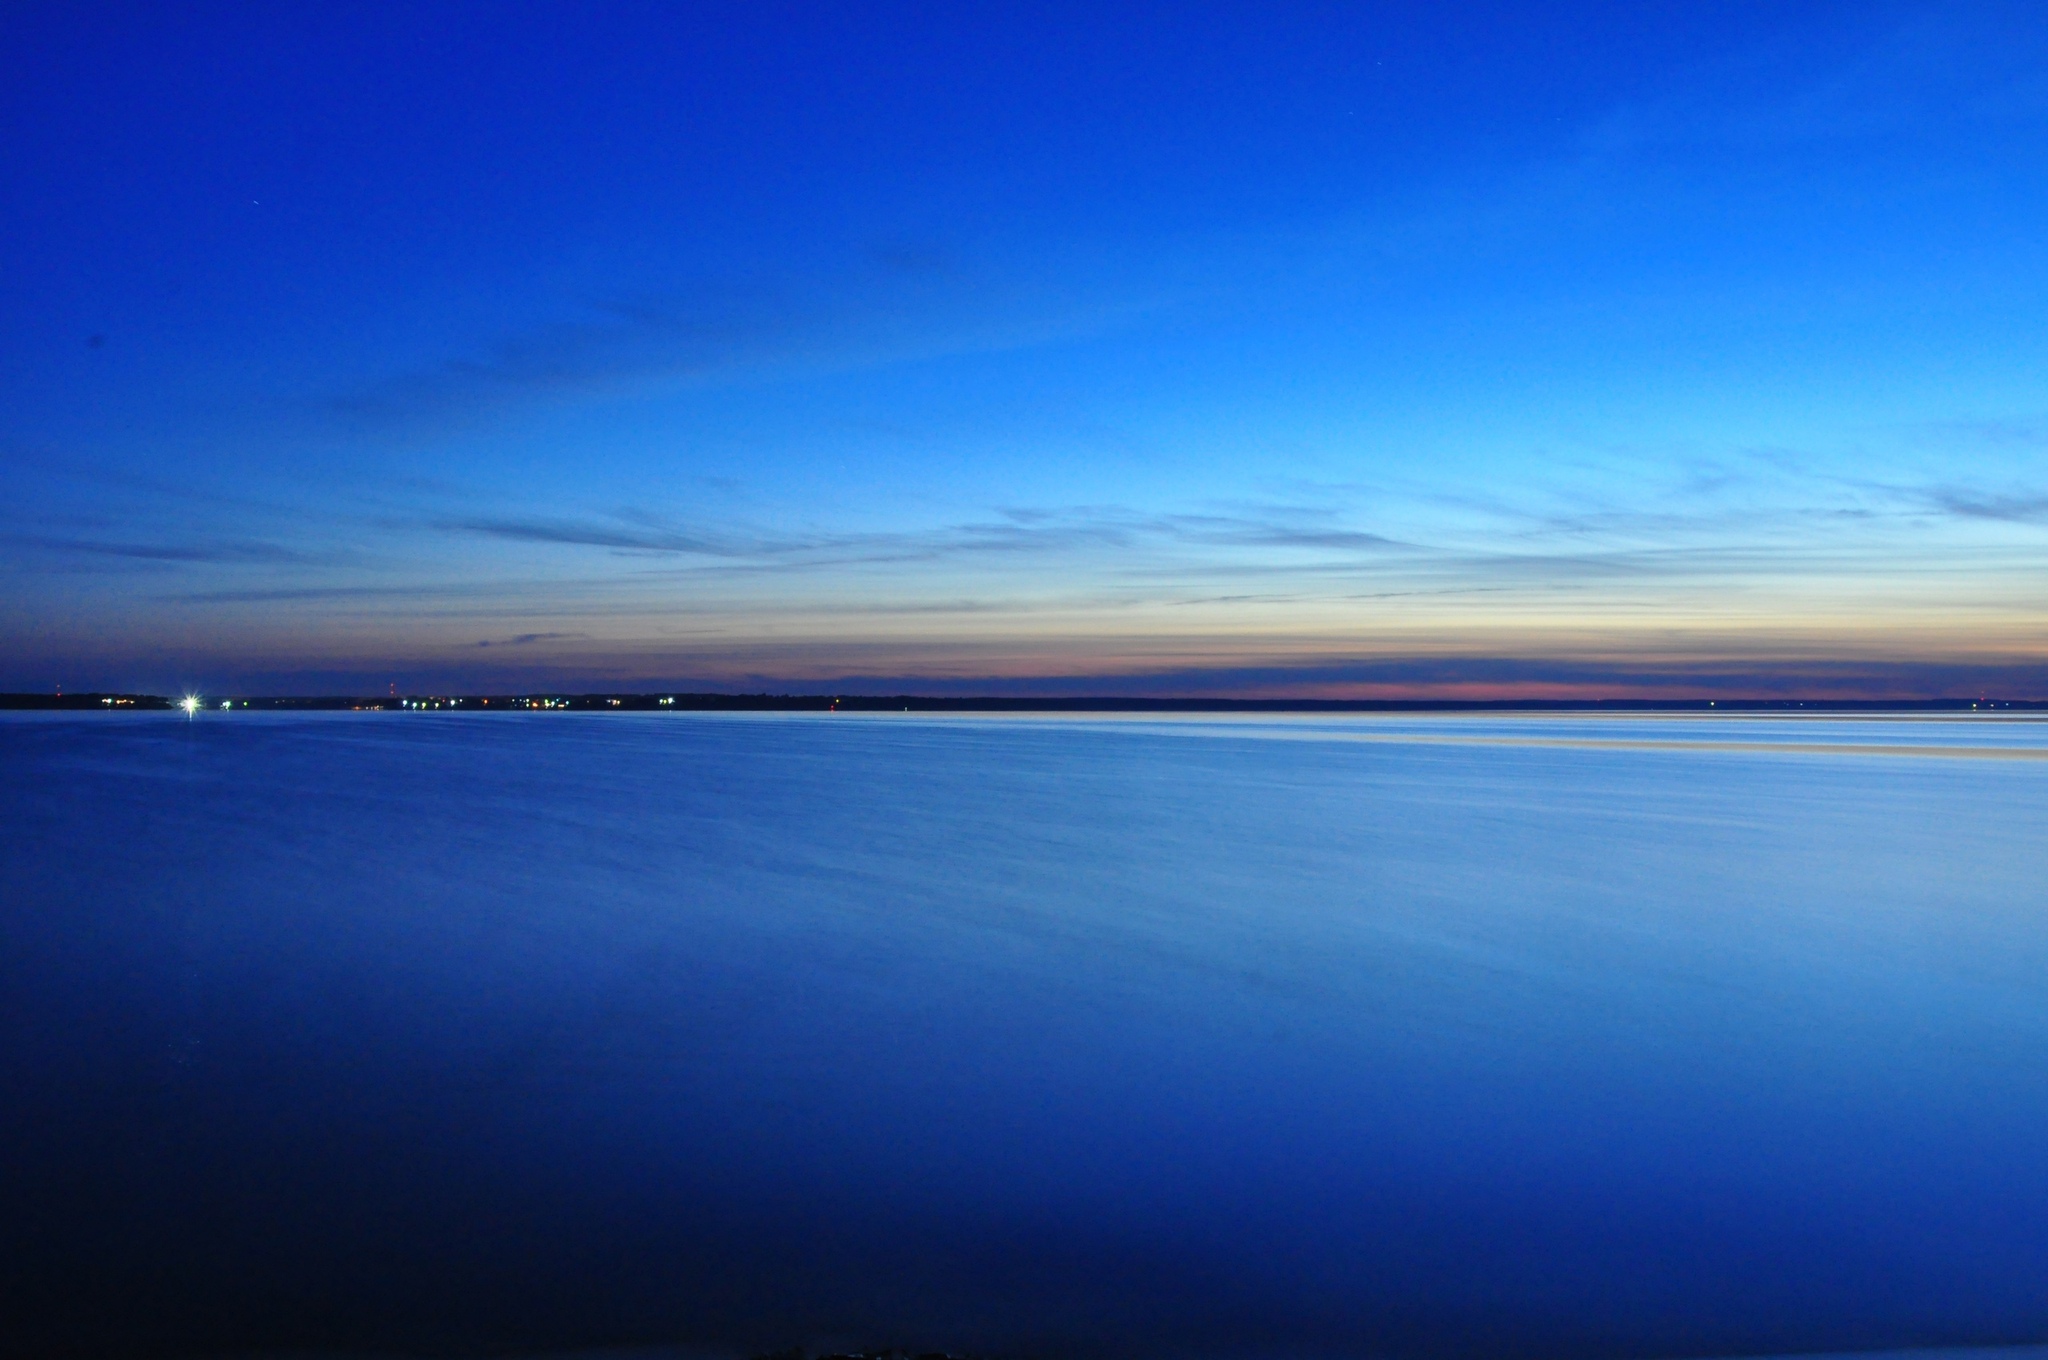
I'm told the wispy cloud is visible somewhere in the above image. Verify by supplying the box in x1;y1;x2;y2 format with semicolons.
326;294;779;431
1574;8;2048;158
433;504;1411;570
315;242;1151;440
440;515;773;557
170;587;396;603
1920;488;2048;523
474;631;583;649
5;532;315;564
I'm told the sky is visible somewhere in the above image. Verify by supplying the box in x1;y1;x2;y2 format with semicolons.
4;1;2046;698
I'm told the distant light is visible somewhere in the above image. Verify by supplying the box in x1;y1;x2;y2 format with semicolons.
220;700;232;710
179;695;201;716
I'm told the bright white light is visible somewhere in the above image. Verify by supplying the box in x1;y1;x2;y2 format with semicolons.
179;695;201;716
221;700;232;710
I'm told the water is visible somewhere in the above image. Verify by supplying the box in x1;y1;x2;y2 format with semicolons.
4;712;2047;1359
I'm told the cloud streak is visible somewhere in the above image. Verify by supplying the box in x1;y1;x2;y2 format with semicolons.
1921;488;2048;523
433;504;1412;570
474;631;583;649
315;243;1145;441
5;532;315;564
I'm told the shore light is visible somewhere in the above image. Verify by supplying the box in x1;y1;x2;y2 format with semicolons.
179;695;201;717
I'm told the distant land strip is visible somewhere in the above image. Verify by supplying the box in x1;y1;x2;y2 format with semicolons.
4;692;2045;714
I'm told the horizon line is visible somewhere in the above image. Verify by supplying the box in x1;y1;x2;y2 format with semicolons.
8;693;2045;715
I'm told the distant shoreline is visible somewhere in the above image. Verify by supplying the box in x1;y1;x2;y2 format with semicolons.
5;693;2043;714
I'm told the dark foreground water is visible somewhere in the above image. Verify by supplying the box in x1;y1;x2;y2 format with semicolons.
5;713;2048;1360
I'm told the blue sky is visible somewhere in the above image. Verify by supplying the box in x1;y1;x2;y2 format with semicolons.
4;1;2046;696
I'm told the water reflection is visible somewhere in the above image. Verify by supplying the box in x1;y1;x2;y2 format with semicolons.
3;713;2046;1358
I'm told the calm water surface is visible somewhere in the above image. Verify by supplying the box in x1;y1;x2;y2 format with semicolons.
4;712;2047;1359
